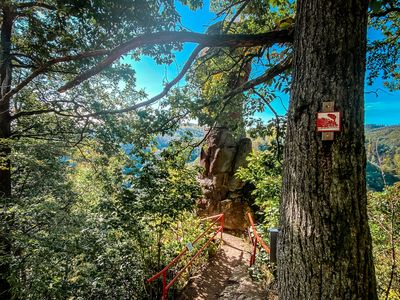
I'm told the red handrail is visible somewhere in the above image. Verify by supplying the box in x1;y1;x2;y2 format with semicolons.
247;212;270;266
147;213;224;300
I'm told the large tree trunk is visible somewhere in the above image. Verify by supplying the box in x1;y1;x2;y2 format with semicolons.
0;4;13;299
278;0;377;299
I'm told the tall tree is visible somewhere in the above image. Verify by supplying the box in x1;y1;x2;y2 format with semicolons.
278;0;378;298
0;4;13;297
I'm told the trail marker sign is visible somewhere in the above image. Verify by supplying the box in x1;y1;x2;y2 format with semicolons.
186;242;194;252
316;112;341;132
316;101;341;141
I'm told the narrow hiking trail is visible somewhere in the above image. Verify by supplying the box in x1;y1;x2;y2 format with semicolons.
178;232;271;300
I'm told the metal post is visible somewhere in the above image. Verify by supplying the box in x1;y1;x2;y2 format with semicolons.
162;272;167;300
220;214;224;242
268;228;279;264
251;240;257;266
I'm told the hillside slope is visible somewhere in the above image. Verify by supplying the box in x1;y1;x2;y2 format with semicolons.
365;125;400;191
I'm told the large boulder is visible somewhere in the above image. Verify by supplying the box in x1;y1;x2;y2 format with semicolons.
220;199;250;230
198;127;252;230
200;128;237;176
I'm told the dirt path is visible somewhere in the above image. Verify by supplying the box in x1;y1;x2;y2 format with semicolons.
178;232;268;300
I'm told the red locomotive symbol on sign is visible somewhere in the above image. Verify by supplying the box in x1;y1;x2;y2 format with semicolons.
316;112;341;132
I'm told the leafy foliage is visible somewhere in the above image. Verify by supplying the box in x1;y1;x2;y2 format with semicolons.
1;136;209;299
367;1;400;90
236;121;284;229
368;183;400;299
236;150;281;229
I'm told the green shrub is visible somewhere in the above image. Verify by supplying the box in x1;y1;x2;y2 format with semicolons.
3;139;210;299
369;183;400;299
236;150;281;230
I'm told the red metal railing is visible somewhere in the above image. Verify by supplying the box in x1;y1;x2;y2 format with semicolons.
247;212;270;266
147;213;224;300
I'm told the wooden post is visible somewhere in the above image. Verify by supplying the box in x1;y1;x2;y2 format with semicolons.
321;101;335;141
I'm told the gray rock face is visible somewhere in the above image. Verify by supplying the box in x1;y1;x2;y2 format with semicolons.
198;127;252;230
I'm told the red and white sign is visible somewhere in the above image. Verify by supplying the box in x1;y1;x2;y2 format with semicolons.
316;112;341;132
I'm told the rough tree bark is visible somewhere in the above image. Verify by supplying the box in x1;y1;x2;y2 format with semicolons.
0;3;13;299
278;0;377;299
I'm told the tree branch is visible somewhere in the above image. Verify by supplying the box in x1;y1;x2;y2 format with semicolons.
11;109;56;120
9;35;292;120
58;29;293;92
224;0;251;32
223;55;293;99
85;54;293;117
15;2;57;10
370;7;400;17
78;54;292;118
216;0;247;17
11;45;204;119
253;89;280;118
2;49;109;104
83;45;204;117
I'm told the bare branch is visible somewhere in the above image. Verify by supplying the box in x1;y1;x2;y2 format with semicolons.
72;117;90;147
82;45;204;117
59;29;293;92
253;89;285;163
216;0;247;17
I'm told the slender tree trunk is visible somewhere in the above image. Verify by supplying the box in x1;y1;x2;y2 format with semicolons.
278;0;377;299
0;3;13;299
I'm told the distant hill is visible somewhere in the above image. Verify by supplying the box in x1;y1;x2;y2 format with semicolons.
365;125;400;191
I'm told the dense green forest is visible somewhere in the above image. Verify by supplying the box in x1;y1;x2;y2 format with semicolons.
3;123;399;299
0;0;399;299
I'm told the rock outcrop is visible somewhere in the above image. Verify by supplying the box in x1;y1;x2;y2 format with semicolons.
198;127;252;230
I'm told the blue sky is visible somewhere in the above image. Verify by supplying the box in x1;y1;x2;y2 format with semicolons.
131;1;400;125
